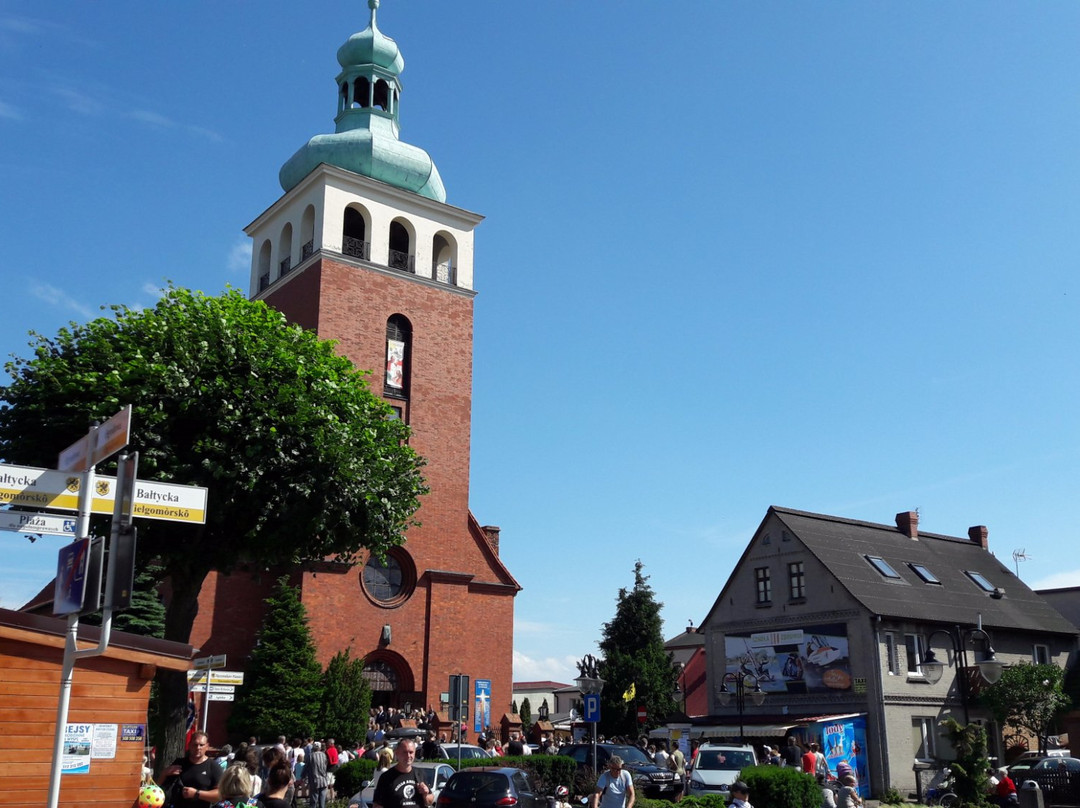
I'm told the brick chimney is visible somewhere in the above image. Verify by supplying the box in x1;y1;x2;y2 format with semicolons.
968;525;989;550
481;525;501;555
896;511;919;539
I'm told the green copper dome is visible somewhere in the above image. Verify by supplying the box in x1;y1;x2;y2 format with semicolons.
279;0;445;202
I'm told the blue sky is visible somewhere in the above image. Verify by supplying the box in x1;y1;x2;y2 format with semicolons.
1;2;1079;686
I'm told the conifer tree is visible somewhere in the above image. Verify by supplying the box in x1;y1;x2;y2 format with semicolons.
520;697;532;735
597;561;678;738
228;577;323;739
319;649;372;745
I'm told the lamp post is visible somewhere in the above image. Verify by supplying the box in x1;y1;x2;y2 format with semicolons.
919;625;1004;724
538;699;549;723
715;671;766;744
674;662;688;715
576;654;605;773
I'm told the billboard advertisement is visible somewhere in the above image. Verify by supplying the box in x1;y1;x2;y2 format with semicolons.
724;623;851;694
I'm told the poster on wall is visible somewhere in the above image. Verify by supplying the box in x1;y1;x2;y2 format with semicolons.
473;679;491;734
92;724;118;759
822;716;870;798
386;339;405;389
62;723;93;774
724;623;851;694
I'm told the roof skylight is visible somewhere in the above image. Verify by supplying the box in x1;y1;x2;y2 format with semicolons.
965;570;996;592
908;563;941;584
865;555;902;579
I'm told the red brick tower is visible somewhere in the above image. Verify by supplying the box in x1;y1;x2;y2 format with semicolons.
190;1;519;741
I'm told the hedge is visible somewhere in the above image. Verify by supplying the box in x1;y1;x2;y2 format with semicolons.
334;757;377;799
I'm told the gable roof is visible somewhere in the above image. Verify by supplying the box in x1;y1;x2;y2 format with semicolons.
770;506;1076;635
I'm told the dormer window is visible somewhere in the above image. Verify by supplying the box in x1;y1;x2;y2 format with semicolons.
965;570;995;593
865;555;901;579
908;563;941;584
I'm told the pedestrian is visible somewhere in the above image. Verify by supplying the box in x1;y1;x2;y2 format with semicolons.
838;776;861;808
372;738;434;808
216;764;255;807
802;745;817;777
782;737;802;769
730;781;753;808
811;743;830;778
306;741;331;808
591;755;635;808
818;774;837;808
157;731;222;808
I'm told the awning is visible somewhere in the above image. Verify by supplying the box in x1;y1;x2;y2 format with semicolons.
650;723;795;739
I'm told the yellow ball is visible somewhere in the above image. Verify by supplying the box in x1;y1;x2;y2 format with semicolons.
138;784;166;808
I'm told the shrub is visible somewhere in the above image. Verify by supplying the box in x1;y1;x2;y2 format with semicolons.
739;765;820;808
881;786;905;804
334;757;377;798
670;796;728;808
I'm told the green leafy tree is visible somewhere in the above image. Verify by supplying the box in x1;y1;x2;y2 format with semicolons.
319;649;372;745
980;662;1071;755
0;286;426;767
228;577;324;739
940;717;991;808
520;697;532;735
597;561;679;738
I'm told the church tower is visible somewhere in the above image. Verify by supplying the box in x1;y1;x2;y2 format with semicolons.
192;0;519;736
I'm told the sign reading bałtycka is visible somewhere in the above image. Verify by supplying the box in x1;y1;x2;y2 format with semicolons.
0;463;207;524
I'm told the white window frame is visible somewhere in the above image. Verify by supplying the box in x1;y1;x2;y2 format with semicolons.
885;632;899;675
913;716;937;761
905;633;926;677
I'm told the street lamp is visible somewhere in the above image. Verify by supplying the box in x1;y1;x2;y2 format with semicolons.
538;699;549;722
715;671;765;744
575;654;605;773
919;625;1004;724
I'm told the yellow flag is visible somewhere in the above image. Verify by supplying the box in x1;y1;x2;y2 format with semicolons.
622;683;636;702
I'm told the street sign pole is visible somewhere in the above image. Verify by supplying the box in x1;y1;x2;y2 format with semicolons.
192;654;227;735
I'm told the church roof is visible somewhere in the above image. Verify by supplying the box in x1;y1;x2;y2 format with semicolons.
279;0;445;202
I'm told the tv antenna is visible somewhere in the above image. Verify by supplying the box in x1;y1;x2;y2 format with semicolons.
1012;549;1032;578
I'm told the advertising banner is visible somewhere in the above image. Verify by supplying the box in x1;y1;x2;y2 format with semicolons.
62;723;93;774
473;679;491;734
724;622;852;694
822;716;869;798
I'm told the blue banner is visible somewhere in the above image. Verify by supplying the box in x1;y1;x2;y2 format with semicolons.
473;679;491;734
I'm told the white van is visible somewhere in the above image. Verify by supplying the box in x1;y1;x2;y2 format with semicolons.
688;744;758;794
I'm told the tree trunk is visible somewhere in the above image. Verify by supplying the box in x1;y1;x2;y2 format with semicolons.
153;565;207;775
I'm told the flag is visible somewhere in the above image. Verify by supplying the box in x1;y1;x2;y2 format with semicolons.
622;683;636;702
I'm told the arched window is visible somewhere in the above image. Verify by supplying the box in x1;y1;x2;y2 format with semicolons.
373;79;389;111
301;205;316;261
339;82;348;114
385;314;411;398
278;223;293;277
353;77;370;109
257;240;272;291
388;220;414;273
432;232;456;285
342;205;369;260
363;660;399;693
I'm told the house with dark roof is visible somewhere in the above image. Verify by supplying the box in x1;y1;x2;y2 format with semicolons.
699;506;1079;797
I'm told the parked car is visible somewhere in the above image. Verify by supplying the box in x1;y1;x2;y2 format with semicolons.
437;767;540;808
347;762;456;808
1028;757;1080;772
440;743;494;760
687;744;757;794
559;743;682;799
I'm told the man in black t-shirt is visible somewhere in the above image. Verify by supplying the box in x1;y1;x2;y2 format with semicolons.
158;732;222;807
373;739;433;808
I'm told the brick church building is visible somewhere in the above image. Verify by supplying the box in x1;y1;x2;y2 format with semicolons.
189;0;519;740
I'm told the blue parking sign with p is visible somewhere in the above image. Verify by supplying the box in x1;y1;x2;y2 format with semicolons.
584;693;601;723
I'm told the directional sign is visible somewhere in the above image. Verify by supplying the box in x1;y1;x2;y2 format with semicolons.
583;693;601;723
189;685;235;694
0;510;77;537
187;669;244;686
58;406;132;472
192;654;227;670
207;693;234;702
0;463;207;524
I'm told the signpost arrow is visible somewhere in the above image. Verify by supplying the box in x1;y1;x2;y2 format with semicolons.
0;463;208;524
0;510;77;537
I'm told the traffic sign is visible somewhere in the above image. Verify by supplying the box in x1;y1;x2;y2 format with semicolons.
637;706;647;723
192;654;227;669
583;693;601;723
58;405;132;472
0;463;207;524
53;538;92;615
207;693;234;702
0;510;76;537
187;669;244;686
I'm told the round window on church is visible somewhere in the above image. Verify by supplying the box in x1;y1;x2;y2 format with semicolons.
361;549;415;606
